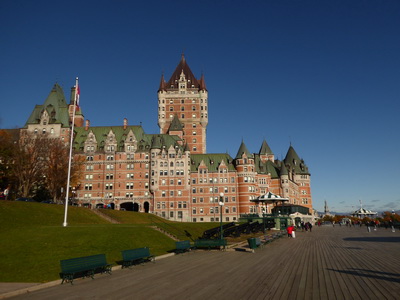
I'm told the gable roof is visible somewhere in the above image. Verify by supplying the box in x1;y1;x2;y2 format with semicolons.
190;153;236;172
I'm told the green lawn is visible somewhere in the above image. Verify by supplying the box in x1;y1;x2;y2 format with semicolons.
0;201;218;283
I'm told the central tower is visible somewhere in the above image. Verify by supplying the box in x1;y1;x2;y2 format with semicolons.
157;54;208;154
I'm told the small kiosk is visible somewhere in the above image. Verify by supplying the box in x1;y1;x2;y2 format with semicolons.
249;192;291;230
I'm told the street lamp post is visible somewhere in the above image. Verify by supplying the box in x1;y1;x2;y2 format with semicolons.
262;206;266;233
219;192;224;241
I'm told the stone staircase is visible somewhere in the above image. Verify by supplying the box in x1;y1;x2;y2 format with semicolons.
92;209;120;224
150;226;179;241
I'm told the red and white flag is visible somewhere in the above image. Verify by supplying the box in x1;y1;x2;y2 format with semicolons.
75;77;80;108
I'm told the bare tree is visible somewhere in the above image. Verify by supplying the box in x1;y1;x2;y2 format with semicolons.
2;131;84;201
0;130;18;195
12;133;49;197
42;138;84;203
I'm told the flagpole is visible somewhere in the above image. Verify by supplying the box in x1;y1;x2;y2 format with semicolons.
63;77;78;227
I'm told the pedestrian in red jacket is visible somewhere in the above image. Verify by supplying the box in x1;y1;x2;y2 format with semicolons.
287;225;295;238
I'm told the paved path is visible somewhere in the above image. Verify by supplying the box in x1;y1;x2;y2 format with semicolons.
3;225;400;300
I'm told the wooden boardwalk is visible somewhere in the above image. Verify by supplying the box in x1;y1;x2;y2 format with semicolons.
6;226;400;300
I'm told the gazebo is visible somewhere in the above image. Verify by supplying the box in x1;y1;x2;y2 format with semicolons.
249;192;290;230
351;207;377;219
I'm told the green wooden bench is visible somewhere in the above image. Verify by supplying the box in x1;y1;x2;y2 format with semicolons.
194;239;227;250
121;247;155;268
262;235;273;244
175;240;192;254
59;254;112;284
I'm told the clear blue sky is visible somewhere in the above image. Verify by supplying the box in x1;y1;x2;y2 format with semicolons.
1;0;399;214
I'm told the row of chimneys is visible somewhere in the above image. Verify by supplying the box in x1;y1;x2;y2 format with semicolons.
84;118;129;130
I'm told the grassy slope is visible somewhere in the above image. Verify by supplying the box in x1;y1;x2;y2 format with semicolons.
0;201;217;283
100;209;220;241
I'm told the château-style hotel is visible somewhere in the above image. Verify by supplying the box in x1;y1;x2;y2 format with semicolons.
22;55;312;222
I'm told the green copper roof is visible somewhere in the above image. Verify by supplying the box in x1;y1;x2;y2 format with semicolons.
151;135;163;149
284;145;310;175
280;161;288;176
168;114;183;132
254;155;280;178
235;141;253;159
73;126;182;153
259;139;273;155
24;83;70;128
190;153;236;173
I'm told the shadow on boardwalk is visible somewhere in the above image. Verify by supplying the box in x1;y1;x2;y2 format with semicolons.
327;268;400;283
3;226;400;300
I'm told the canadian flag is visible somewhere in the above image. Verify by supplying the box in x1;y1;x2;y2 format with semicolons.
75;77;80;108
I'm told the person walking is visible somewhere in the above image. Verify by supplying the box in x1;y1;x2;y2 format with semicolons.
286;224;295;238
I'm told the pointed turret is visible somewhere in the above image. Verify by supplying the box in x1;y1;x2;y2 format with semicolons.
235;141;253;159
168;114;183;133
158;73;166;92
198;73;207;91
284;145;309;175
184;142;190;152
259;139;272;155
280;161;288;176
